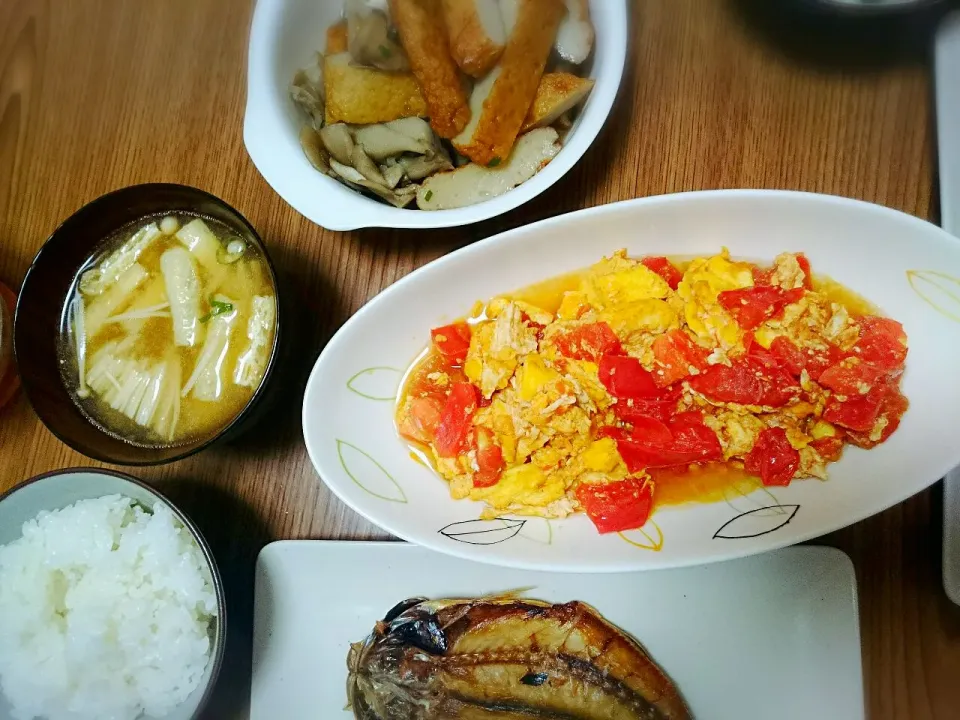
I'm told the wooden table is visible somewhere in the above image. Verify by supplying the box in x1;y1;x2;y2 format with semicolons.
1;0;958;717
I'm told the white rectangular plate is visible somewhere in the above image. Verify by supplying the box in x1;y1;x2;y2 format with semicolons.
252;542;863;719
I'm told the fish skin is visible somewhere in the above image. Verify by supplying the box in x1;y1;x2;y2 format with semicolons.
348;598;692;720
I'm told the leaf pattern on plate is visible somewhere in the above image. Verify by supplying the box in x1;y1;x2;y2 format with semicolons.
439;518;525;545
337;440;407;503
346;366;403;401
907;270;960;323
713;505;799;540
509;517;553;545
723;482;781;517
618;521;664;552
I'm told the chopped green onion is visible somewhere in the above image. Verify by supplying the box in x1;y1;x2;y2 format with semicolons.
424;190;434;201
487;157;502;168
379;44;391;58
200;297;235;324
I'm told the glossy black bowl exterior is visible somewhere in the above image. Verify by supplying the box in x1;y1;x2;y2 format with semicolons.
14;183;282;465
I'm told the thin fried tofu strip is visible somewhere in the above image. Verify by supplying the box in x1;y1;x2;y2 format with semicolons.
454;0;565;166
442;0;506;77
521;72;594;132
324;53;428;125
326;20;348;55
389;0;471;138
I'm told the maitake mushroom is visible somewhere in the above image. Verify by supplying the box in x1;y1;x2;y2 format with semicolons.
310;118;452;208
345;0;409;72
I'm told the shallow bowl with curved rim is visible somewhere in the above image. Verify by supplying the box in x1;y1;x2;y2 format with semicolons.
15;183;282;465
244;0;628;231
0;468;226;720
303;190;960;572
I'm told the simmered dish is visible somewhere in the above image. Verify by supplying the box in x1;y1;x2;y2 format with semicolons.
290;0;596;210
60;215;277;446
348;595;691;719
397;250;909;534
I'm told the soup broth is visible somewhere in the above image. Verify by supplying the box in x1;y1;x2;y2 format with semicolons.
59;213;277;447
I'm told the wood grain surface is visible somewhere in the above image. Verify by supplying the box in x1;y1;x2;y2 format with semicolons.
0;0;958;717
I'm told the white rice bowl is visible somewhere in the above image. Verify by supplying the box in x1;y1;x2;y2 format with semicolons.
0;494;217;720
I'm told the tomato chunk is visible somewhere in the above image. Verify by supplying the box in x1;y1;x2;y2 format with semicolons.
398;396;444;443
473;428;504;488
555;322;623;362
818;358;887;396
610;413;722;473
795;254;814;290
434;382;479;457
576;478;654;534
844;383;909;448
431;322;472;365
809;436;844;462
611;392;681;425
823;390;883;433
640;256;683;290
598;355;661;399
769;336;846;381
688;357;798;408
651;330;709;387
744;427;799;486
718;286;805;331
752;266;775;286
854;316;907;372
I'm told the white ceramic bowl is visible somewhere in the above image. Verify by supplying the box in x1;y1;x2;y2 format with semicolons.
0;469;226;720
303;190;960;572
244;0;628;231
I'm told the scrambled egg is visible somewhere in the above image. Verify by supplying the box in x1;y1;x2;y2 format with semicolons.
403;249;876;520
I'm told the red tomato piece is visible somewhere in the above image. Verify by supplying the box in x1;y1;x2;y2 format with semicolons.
768;336;806;376
819;359;887;397
796;254;814;290
433;382;479;457
744;427;800;486
398;396;444;444
431;322;472;365
555;322;624;362
854;316;907;372
651;330;709;387
640;256;683;290
845;383;909;448
576;478;654;534
718;286;805;331
768;337;846;381
613;413;722;473
624;415;674;445
598;355;660;398
612;394;680;424
688;357;798;408
809;436;844;462
473;428;504;488
823;391;883;433
752;266;775;286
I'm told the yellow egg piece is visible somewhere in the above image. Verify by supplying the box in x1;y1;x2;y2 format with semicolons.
582;438;621;473
518;355;561;401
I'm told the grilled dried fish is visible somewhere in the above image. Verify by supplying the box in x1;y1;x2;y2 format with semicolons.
347;597;692;720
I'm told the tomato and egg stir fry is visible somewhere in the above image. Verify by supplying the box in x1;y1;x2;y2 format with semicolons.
396;250;909;535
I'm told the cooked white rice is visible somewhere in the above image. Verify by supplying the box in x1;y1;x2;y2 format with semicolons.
0;494;218;720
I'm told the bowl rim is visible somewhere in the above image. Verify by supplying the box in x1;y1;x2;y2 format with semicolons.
14;182;282;466
243;0;630;230
0;467;227;719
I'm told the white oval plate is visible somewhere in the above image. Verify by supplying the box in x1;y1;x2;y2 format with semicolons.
303;190;960;572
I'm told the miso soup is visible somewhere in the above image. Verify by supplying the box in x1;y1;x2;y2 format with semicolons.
59;213;277;447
